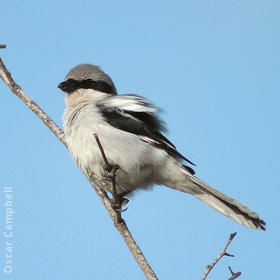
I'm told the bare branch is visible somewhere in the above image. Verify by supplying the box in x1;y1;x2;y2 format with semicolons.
201;232;237;280
0;57;158;280
89;175;157;279
0;58;65;145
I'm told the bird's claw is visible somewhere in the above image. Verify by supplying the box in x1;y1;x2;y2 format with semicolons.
102;163;129;212
111;197;129;212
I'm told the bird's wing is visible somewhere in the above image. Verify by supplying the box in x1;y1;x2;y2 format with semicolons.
97;94;195;174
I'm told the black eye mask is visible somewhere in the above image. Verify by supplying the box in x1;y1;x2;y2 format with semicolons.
58;78;116;94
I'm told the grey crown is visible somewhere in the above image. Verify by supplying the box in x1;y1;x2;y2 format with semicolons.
65;64;117;93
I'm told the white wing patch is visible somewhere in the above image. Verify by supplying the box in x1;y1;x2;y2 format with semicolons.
139;136;159;144
101;94;158;113
139;136;175;150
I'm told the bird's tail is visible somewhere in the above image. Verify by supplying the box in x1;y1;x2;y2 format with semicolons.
164;167;266;230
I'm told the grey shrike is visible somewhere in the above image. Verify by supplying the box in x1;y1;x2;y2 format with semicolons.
58;64;265;230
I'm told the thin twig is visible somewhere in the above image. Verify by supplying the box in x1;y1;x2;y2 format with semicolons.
93;133;119;199
0;57;158;280
93;133;122;222
201;232;237;280
93;134;109;166
228;266;241;280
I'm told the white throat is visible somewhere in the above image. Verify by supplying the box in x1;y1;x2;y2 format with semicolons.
64;89;109;107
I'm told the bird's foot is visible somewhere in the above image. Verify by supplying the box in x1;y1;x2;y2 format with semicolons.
111;195;129;212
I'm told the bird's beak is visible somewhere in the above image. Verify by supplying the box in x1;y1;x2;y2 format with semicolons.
57;81;68;92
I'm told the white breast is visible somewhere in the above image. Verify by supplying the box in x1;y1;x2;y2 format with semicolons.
63;99;166;193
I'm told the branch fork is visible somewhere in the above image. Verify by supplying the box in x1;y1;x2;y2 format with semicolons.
202;232;241;280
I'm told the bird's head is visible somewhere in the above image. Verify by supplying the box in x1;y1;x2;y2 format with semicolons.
58;64;117;95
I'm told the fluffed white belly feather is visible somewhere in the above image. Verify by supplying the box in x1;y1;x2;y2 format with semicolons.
63;102;169;193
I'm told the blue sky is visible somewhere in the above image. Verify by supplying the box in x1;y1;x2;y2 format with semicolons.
1;0;279;279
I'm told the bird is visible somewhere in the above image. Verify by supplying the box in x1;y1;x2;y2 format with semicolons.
58;63;265;230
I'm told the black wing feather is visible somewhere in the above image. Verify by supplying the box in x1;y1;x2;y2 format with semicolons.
97;105;195;173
